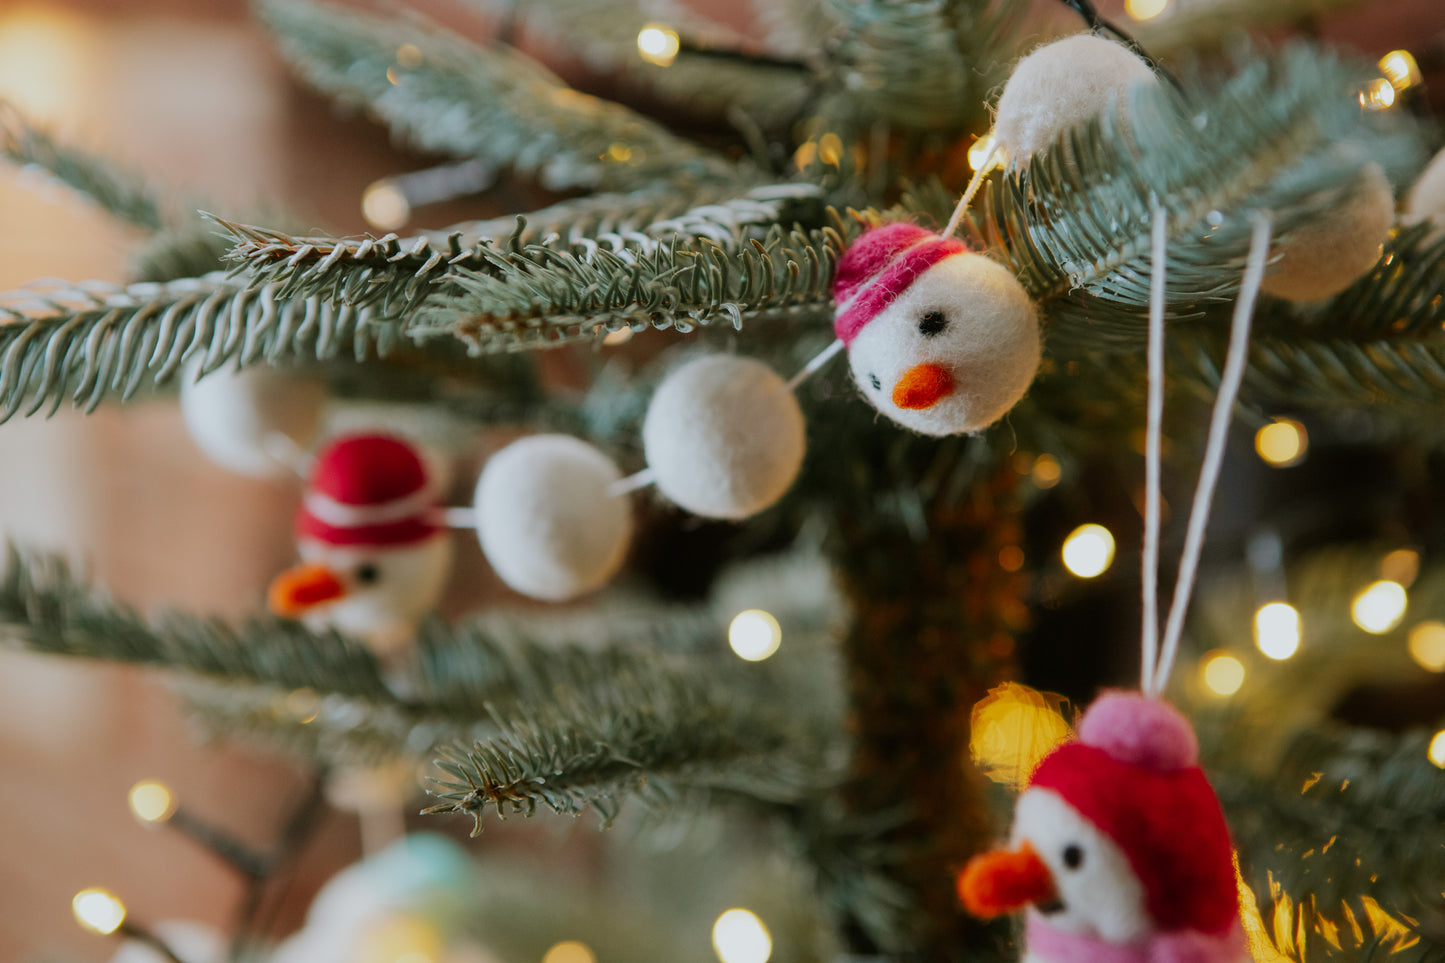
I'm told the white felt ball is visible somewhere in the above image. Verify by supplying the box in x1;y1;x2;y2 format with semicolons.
993;33;1157;164
642;355;806;519
474;435;632;601
180;359;325;478
1260;162;1395;302
1405;146;1445;226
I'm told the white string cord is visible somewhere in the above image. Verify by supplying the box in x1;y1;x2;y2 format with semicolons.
943;140;1001;240
1140;203;1167;692
1149;213;1273;697
262;432;314;478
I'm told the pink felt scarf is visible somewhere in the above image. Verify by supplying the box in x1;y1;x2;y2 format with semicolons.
1025;916;1247;963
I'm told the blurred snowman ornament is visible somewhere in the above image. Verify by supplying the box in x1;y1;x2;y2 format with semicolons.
179;359;324;479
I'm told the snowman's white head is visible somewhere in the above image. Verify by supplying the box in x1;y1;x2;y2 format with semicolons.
834;223;1040;437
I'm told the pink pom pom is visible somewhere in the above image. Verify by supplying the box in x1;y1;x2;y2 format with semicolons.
1075;690;1198;771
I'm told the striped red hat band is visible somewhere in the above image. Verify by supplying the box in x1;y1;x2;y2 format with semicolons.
296;433;441;548
834;232;965;345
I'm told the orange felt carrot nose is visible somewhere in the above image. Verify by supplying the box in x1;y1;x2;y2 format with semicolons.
268;563;346;618
957;841;1057;919
892;363;954;410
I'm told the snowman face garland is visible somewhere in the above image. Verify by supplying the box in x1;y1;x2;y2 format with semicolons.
833;223;1041;437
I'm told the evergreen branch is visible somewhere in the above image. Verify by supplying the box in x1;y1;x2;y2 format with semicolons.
0;549;396;699
0;104;165;231
985;44;1422;350
422;663;829;835
0;272;397;421
130;220;236;283
414;219;854;353
257;0;748;194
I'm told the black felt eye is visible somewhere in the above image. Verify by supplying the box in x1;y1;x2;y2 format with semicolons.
869;373;882;391
355;563;380;585
918;310;948;336
1062;844;1084;870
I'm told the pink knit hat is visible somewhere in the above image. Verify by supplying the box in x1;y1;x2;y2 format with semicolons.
295;434;441;548
832;223;966;345
1027;691;1239;935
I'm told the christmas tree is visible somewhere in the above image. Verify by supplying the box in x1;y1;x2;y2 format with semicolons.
1;1;1442;962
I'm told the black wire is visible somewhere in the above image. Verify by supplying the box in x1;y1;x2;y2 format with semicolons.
1055;0;1182;90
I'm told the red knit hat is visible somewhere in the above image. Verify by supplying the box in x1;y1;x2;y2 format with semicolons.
832;222;966;345
295;434;441;548
1027;691;1239;935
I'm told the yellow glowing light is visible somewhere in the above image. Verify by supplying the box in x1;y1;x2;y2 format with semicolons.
72;889;126;936
636;25;680;67
1254;419;1307;467
362;180;411;231
1407;621;1445;672
1359;77;1396;110
1378;50;1421;90
602;327;634;346
1253;602;1301;661
712;909;772;963
1380;548;1420;587
396;44;423;69
967;134;999;172
0;9;88;123
542;941;597;963
1351;580;1407;634
1202;651;1245;696
818;133;844;167
359;914;442;963
729;609;782;662
127;780;176;824
1061;524;1114;579
1125;0;1170;21
969;683;1072;788
1429;730;1445;768
998;545;1025;572
1031;454;1061;489
604;142;633;163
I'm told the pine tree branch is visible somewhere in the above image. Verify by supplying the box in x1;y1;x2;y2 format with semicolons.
0;103;166;231
257;0;749;195
0;272;397;421
130;221;237;283
983;44;1422;351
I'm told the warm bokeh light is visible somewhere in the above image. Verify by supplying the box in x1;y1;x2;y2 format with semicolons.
712;909;772;963
1351;580;1407;634
1254;602;1300;660
1031;453;1061;489
729;610;782;662
1254;419;1307;467
127;780;176;824
1407;621;1445;672
1359;77;1397;110
542;941;596;963
0;9;87;123
359;914;442;963
396;43;423;69
1429;730;1445;769
72;888;126;935
969;682;1071;788
602;327;633;346
362;180;410;230
636;24;680;67
1125;0;1170;20
1378;50;1421;90
998;545;1025;572
1061;524;1114;578
1202;651;1245;696
1380;548;1421;587
967;134;998;172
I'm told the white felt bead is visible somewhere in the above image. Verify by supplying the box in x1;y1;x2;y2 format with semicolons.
1405;146;1445;226
642;355;806;519
180;360;324;478
1260;163;1395;302
474;435;632;601
993;33;1157;164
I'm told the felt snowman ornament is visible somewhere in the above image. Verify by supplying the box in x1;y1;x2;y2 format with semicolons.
269;433;452;655
958;692;1248;963
179;359;325;479
834;222;1041;436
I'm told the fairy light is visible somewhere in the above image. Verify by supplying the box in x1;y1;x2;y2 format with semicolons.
1253;602;1301;660
128;780;177;825
542;941;596;963
1359;77;1396;111
712;909;772;963
817;133;844;167
1407;621;1445;672
1124;0;1169;21
1031;453;1062;489
1202;651;1245;696
1429;730;1445;768
0;8;86;123
1351;580;1407;634
1378;50;1421;91
1061;524;1114;579
729;610;782;661
636;24;680;67
1254;418;1307;467
967;134;998;172
362;180;410;230
1380;548;1420;587
72;889;126;935
360;915;442;963
396;43;423;69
